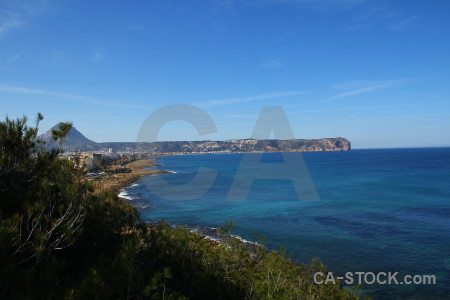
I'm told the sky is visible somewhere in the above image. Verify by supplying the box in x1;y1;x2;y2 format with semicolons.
1;0;449;148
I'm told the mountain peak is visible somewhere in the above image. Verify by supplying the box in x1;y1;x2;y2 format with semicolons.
40;124;98;149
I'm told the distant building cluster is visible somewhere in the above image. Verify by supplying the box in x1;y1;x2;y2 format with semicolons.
61;148;139;175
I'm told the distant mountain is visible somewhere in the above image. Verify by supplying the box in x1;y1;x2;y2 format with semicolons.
99;138;351;153
39;123;98;150
40;123;351;153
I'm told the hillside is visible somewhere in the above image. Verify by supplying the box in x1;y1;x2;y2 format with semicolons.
40;124;351;153
100;137;351;153
39;123;98;149
1;115;362;300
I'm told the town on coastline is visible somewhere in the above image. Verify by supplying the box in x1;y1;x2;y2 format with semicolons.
48;125;351;184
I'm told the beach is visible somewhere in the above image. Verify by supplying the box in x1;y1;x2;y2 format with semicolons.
95;158;169;194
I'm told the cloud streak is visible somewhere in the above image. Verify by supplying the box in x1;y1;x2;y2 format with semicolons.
345;3;416;33
93;52;104;62
262;58;286;68
0;84;148;109
289;101;450;114
0;18;21;37
202;91;304;107
316;81;398;103
0;0;48;38
226;114;257;118
275;0;367;14
6;53;21;63
389;16;415;32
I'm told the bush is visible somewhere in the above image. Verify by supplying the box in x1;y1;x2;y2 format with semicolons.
0;115;364;299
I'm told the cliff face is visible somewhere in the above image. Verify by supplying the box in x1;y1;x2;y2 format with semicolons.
42;124;351;153
99;137;351;153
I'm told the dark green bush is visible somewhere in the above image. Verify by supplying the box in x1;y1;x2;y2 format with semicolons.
0;115;364;300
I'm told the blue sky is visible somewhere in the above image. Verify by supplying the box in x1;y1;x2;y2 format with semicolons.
1;0;449;148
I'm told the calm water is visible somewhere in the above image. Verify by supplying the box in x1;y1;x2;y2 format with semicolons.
121;148;450;299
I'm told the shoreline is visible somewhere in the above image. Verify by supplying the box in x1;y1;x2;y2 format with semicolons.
106;156;344;280
148;148;350;157
110;158;265;250
105;149;341;194
95;158;169;194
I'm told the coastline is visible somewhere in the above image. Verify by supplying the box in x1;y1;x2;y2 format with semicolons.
108;157;262;248
103;155;366;296
103;149;341;195
105;158;233;248
95;158;169;194
147;148;351;157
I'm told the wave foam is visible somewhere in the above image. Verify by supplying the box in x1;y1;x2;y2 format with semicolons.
186;225;263;248
118;190;138;200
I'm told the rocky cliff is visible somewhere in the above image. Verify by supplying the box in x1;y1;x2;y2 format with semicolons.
99;138;351;153
41;125;351;153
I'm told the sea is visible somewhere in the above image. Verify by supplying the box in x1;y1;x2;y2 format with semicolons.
119;148;450;299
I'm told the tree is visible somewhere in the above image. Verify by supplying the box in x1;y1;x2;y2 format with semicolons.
0;114;363;299
0;114;85;266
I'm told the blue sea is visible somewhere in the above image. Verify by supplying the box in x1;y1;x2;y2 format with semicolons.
120;148;450;299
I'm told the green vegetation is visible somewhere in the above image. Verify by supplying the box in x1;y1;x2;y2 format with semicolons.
0;115;365;299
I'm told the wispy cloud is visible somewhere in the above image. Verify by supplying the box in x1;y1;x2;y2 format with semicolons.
379;112;450;121
6;53;21;63
345;3;416;33
0;84;148;109
39;50;65;68
202;91;304;107
330;79;392;90
217;120;252;126
327;83;393;101
345;23;373;31
284;79;404;108
276;31;294;41
389;16;415;32
209;0;366;16
289;101;450;114
0;0;48;38
127;24;144;31
226;114;257;118
316;81;399;103
262;58;286;68
0;18;21;36
290;103;405;114
275;0;366;14
93;52;104;62
341;112;450;124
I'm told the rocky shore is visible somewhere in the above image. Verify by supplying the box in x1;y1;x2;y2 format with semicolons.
95;158;168;193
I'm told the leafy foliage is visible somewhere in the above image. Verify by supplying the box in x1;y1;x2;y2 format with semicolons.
0;115;366;299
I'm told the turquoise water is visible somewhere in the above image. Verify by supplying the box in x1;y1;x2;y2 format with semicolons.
122;148;450;299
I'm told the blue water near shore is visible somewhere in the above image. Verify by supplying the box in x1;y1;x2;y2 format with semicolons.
122;148;450;299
